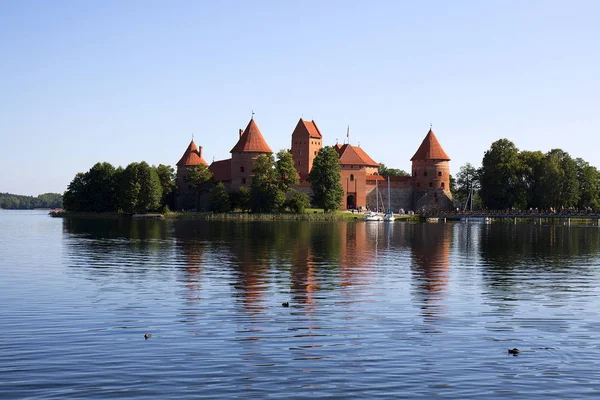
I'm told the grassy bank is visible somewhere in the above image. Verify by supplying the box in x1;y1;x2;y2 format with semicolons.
51;209;421;222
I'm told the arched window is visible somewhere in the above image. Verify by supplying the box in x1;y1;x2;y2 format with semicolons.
241;178;246;184
240;166;244;173
424;171;428;177
350;174;354;181
438;171;442;177
441;182;445;188
429;182;433;187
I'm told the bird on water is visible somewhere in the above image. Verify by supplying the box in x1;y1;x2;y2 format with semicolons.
144;333;152;340
508;348;520;355
282;302;289;307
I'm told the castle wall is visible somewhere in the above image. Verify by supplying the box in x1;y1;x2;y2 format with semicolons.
366;187;414;212
295;182;314;199
176;166;193;192
230;152;264;190
413;189;453;212
175;191;211;211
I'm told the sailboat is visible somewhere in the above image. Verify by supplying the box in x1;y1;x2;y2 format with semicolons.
365;178;383;221
383;176;395;222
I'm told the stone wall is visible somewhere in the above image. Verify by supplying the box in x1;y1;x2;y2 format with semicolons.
413;189;453;212
366;187;414;212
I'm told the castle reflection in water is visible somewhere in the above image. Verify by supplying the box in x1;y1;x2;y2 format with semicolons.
62;218;600;322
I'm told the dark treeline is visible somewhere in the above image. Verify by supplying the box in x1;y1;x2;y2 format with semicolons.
453;139;600;211
63;162;174;213
0;192;62;209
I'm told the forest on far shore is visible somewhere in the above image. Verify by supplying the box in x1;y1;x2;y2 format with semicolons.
0;192;63;209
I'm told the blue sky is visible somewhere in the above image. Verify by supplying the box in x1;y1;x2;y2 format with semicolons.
1;0;599;196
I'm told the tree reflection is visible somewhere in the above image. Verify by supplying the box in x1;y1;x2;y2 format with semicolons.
478;224;599;293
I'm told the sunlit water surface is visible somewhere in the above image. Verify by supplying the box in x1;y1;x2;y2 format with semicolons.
2;210;600;398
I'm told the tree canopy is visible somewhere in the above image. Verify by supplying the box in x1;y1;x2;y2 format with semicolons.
466;139;600;211
378;163;409;177
63;161;169;213
308;146;344;212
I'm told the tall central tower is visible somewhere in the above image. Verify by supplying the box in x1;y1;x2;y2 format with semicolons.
290;119;322;181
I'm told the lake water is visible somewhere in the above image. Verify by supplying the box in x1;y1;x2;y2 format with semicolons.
2;210;600;398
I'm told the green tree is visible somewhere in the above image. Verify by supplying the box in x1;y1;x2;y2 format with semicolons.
188;164;213;189
287;189;311;213
378;163;409;177
479;139;523;209
576;158;600;209
118;162;162;213
250;154;285;212
87;162;120;212
154;164;176;208
536;149;580;210
138;162;163;212
454;163;481;210
119;162;142;213
230;186;251;212
275;150;299;188
308;146;344;212
518;150;545;208
63;172;91;212
210;182;231;212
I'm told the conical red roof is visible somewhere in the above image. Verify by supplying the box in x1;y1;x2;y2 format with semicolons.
410;129;450;161
177;140;208;166
230;118;272;153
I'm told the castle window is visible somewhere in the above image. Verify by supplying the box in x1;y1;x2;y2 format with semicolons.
242;178;246;184
350;174;354;181
299;150;302;155
240;166;244;173
429;182;433;187
441;182;445;188
314;151;317;155
438;171;442;177
299;161;302;165
424;171;428;177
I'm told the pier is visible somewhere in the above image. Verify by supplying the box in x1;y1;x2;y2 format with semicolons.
424;210;600;225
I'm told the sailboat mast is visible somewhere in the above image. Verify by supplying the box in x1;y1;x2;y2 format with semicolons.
387;176;391;213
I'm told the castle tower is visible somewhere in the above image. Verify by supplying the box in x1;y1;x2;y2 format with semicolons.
410;128;452;210
230;117;272;189
290;118;323;181
176;139;208;191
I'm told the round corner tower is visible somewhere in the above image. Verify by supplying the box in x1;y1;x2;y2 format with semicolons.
410;128;451;195
176;140;208;191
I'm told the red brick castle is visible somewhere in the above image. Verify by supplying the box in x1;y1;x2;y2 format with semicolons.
176;117;452;211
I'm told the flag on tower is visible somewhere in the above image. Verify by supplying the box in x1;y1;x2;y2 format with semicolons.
346;125;349;138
